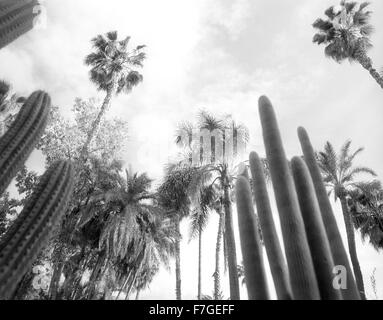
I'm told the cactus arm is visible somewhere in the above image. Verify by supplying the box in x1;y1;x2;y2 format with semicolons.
297;127;360;300
291;156;342;300
236;176;269;300
0;91;50;196
0;0;38;50
249;151;292;300
0;160;75;299
258;96;320;300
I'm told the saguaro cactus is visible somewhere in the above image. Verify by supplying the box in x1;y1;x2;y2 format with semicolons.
258;96;320;300
236;96;360;300
0;90;75;299
291;156;341;300
0;160;75;299
249;151;292;300
0;90;50;195
0;0;40;50
297;127;360;300
236;176;269;300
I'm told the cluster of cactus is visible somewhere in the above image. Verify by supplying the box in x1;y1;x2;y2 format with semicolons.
0;91;75;299
236;96;360;300
0;0;40;50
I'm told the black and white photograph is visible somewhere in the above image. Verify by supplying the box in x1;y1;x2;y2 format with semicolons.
0;0;383;308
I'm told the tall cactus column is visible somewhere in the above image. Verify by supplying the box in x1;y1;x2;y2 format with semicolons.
0;91;76;299
258;96;320;300
0;0;40;50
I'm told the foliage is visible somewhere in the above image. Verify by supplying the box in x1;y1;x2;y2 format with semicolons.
37;98;129;165
348;180;383;250
313;1;374;63
84;31;146;94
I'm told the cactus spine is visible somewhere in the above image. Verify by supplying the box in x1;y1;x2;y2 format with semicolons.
0;160;75;299
297;127;360;300
291;156;341;300
0;91;50;195
0;0;39;50
249;151;292;300
236;176;269;300
258;96;320;300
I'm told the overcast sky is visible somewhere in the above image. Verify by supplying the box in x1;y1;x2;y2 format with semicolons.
1;0;383;300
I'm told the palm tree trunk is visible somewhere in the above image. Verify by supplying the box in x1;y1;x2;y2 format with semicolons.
135;289;140;300
214;210;224;300
79;87;114;163
339;195;366;300
175;216;182;300
49;260;64;300
354;50;383;90
223;181;240;300
197;224;202;300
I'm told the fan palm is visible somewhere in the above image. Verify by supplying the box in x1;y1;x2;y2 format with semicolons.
81;31;146;161
312;1;383;89
348;180;383;250
317;140;377;299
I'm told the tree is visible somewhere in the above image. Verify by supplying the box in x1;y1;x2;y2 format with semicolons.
317;140;377;299
81;31;146;161
35;98;129;299
312;1;383;89
176;111;249;300
157;164;197;300
189;185;218;300
348;180;383;250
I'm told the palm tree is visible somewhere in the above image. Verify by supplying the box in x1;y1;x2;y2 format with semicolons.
189;185;218;300
157;164;197;300
348;180;383;250
317;140;377;299
312;1;383;89
177;111;249;300
81;31;146;161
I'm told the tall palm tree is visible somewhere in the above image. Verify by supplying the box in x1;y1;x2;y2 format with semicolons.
317;140;377;300
189;185;218;300
348;180;383;250
177;111;249;300
81;31;146;161
157;164;197;300
312;1;383;89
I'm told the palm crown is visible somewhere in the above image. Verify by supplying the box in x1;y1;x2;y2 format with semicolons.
313;1;373;62
85;31;146;94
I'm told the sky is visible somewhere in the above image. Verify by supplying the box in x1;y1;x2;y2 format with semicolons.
0;0;383;300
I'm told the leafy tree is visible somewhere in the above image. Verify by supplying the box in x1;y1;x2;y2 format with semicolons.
348;180;383;250
313;1;383;89
317;140;376;299
81;31;146;161
34;98;129;299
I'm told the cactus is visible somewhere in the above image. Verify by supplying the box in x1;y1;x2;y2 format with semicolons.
0;90;50;195
0;90;75;299
235;176;269;300
258;96;320;300
249;151;292;300
290;156;341;300
235;96;360;300
0;160;75;299
297;127;360;300
0;0;39;50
